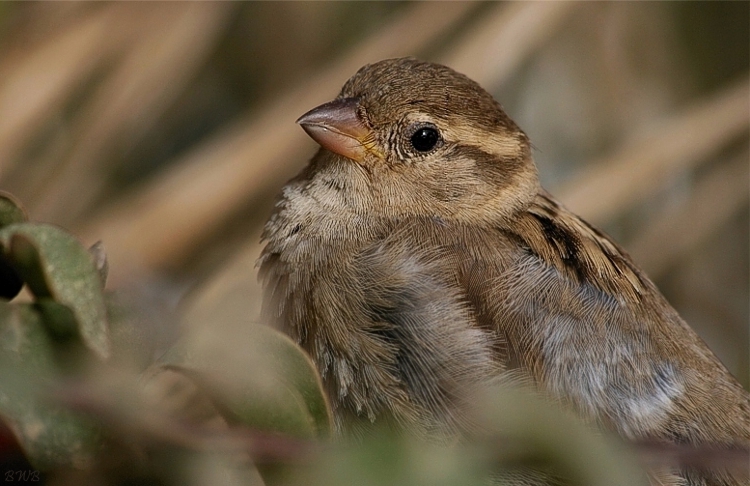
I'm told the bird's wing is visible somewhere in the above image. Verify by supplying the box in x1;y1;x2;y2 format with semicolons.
454;192;750;444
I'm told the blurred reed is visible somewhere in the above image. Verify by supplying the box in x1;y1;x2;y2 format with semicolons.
0;2;746;385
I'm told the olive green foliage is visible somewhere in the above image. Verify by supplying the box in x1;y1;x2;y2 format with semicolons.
0;193;103;470
0;192;332;481
158;323;331;440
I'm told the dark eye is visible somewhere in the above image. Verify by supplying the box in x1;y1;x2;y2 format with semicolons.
410;126;440;152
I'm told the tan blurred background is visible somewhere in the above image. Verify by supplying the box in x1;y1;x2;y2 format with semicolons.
0;2;746;385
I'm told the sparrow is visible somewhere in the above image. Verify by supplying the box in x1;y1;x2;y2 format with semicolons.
258;57;750;485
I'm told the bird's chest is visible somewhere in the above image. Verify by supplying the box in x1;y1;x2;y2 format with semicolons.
262;213;501;436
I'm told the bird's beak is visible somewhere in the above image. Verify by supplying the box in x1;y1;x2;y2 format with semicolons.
296;98;379;162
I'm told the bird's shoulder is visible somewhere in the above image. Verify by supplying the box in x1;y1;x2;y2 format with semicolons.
502;191;650;304
260;183;652;307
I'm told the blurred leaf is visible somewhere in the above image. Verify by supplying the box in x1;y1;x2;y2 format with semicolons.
0;302;101;470
32;298;79;341
32;298;92;375
288;430;491;486
0;223;110;359
288;383;648;486
0;191;28;227
471;383;648;486
157;323;331;440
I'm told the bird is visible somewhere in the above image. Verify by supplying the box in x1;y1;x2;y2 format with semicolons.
258;57;750;485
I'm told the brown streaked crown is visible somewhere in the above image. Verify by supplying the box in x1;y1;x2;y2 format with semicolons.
340;57;521;134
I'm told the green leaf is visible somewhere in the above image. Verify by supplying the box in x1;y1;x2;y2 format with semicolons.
0;192;28;228
157;323;331;440
0;224;110;359
288;384;648;486
288;429;491;486
33;299;79;341
471;383;648;486
0;302;101;470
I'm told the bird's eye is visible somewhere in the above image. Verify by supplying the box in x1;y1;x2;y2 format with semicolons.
410;125;440;152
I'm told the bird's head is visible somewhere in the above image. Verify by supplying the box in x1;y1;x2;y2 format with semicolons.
297;58;539;224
